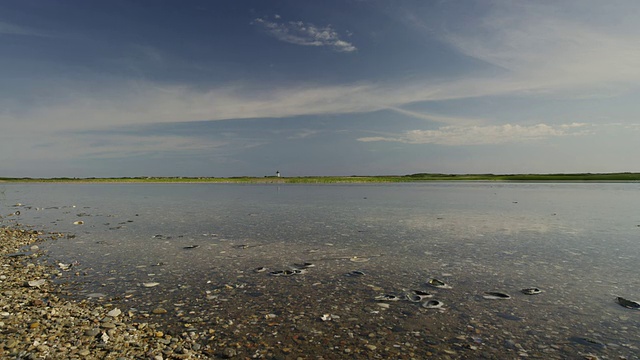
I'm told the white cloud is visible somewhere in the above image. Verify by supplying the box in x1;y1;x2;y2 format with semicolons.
357;123;589;146
286;129;320;140
253;17;356;52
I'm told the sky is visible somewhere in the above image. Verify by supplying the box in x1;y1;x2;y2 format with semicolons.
1;0;640;177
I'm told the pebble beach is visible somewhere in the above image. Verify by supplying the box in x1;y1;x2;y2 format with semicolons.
0;225;211;360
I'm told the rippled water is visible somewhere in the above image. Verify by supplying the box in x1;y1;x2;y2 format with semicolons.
2;182;640;358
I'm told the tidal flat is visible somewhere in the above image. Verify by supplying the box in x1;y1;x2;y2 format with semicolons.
2;182;640;359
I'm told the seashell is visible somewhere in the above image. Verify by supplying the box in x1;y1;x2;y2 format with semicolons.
346;270;366;277
253;266;267;273
616;297;640;309
27;279;46;287
422;300;444;309
521;287;542;295
483;292;511;300
349;257;370;263
58;263;72;271
375;294;401;302
14;211;20;216
73;220;84;225
406;290;434;302
269;269;301;276
319;314;340;321
142;282;160;287
293;262;315;269
183;245;200;249
427;278;452;289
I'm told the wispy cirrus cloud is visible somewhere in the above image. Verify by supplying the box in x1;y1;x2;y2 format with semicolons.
0;20;51;37
439;1;640;90
253;16;356;52
358;123;590;146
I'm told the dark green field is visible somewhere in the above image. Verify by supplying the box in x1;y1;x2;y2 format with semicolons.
1;173;640;183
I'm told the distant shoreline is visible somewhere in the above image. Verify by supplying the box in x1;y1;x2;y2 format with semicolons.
2;173;640;183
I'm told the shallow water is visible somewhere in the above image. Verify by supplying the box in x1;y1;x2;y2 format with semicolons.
2;182;640;358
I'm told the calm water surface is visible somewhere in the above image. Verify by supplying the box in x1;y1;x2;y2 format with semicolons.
1;182;639;358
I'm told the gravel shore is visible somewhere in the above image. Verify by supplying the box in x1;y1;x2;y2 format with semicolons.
1;225;210;360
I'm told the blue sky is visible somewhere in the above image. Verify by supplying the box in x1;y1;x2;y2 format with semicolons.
2;0;640;177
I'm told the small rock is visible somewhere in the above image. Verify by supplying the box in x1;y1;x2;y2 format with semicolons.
365;344;377;351
78;349;91;356
222;347;237;358
84;328;101;337
152;308;168;314
107;308;121;317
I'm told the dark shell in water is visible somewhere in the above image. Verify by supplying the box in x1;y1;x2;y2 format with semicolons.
346;270;365;277
483;292;511;299
293;262;315;269
617;297;640;309
407;289;434;302
521;288;542;295
412;289;432;296
375;294;401;302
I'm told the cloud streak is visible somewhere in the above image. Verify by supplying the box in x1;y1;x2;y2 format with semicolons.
0;21;50;37
357;123;589;146
253;17;356;52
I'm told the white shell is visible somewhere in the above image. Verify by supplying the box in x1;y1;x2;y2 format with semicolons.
27;279;46;287
422;300;444;309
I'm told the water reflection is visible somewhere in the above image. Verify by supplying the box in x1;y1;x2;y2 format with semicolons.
1;182;640;358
